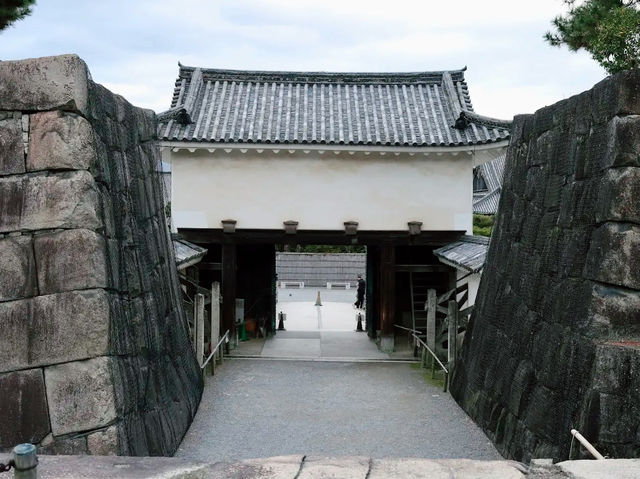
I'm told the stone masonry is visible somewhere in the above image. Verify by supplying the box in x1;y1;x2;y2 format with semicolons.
451;69;640;461
0;55;203;455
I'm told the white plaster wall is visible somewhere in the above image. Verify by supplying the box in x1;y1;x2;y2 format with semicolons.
169;149;475;232
461;271;482;305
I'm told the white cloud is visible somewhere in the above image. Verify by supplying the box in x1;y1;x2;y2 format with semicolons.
0;0;606;118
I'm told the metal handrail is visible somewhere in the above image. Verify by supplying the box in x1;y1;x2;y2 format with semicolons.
571;429;605;460
394;324;422;336
413;333;448;374
394;324;449;392
201;330;230;370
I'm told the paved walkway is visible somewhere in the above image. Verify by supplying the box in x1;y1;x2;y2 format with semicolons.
232;288;413;360
176;359;501;463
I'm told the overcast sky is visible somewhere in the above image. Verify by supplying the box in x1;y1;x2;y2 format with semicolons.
0;0;607;119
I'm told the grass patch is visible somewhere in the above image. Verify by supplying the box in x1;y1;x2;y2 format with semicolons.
411;362;447;389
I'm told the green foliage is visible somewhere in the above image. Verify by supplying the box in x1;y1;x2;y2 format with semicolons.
473;214;494;237
0;0;36;31
295;244;366;253
545;0;640;74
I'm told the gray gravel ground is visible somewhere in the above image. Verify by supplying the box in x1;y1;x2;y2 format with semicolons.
176;359;501;462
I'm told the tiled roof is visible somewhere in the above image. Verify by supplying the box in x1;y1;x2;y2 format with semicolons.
473;154;506;215
173;238;207;270
480;154;505;191
158;65;511;147
473;188;501;215
433;235;489;273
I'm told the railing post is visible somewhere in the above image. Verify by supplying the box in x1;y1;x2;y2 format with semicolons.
13;443;37;479
447;299;459;390
426;289;436;368
195;293;205;367
211;282;221;374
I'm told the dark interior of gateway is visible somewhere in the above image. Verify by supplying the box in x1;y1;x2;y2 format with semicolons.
177;229;463;348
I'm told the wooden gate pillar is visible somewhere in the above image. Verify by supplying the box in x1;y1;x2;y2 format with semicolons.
222;242;237;334
379;244;395;352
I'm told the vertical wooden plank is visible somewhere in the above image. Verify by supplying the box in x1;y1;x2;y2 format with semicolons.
195;293;205;367
210;281;221;375
447;299;459;382
426;288;436;367
211;281;221;343
222;242;237;335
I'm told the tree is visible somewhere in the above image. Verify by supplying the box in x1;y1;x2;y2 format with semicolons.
0;0;36;31
545;0;640;74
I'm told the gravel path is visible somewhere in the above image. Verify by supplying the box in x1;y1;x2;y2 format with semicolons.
176;359;501;462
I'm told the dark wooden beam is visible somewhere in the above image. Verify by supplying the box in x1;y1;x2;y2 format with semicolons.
198;262;222;271
179;228;464;247
395;264;451;273
379;244;396;337
222;243;237;333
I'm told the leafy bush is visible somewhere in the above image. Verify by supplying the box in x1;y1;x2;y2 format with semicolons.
473;214;494;237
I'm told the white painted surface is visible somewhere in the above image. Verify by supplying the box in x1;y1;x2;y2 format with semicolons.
465;272;482;306
168;148;484;232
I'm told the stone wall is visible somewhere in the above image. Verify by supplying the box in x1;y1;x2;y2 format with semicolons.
451;69;640;462
276;252;365;287
0;55;202;455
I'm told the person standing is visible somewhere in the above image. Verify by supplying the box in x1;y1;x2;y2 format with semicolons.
355;274;366;309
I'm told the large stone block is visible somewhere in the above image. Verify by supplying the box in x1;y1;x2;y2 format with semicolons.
34;228;107;294
0;54;89;115
596;167;640;224
0;369;50;448
590;68;640;119
591;345;631;395
0;114;25;175
587;282;640;334
21;170;102;231
0;235;37;302
598;392;636;443
584;222;640;290
0;299;32;373
603;115;640;169
87;425;119;455
27;110;97;171
39;435;88;455
31;289;111;366
0;175;25;232
45;356;117;436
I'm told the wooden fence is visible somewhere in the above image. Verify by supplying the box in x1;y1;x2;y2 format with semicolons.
400;281;474;391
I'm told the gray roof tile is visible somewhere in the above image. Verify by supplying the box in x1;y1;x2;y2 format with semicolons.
473;154;506;214
433;235;489;273
159;66;511;147
173;238;207;269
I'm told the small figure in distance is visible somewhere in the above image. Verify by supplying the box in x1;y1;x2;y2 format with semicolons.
354;274;365;309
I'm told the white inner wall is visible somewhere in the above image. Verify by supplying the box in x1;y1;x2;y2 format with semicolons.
168;149;475;232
